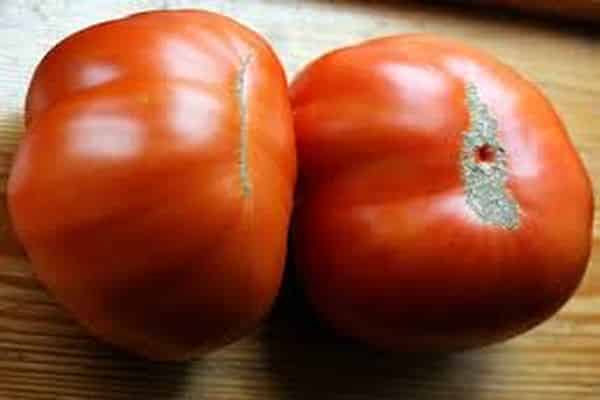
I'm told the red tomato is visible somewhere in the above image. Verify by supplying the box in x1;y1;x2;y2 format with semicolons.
8;10;296;360
290;34;593;351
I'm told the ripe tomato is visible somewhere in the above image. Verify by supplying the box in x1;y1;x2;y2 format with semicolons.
8;10;296;360
290;34;593;351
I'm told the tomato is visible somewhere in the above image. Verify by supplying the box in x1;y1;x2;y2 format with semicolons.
8;10;296;360
290;34;593;351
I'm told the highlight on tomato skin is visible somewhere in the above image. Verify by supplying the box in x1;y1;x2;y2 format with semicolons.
8;10;297;361
290;34;593;352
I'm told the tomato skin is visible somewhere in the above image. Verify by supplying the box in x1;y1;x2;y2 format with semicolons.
8;10;296;360
290;34;593;351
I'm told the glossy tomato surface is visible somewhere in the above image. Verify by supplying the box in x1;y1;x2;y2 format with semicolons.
8;10;296;360
291;34;593;351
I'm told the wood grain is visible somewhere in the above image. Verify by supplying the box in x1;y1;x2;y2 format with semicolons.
1;1;599;399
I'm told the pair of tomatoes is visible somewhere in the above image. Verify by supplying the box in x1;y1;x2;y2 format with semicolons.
7;10;593;360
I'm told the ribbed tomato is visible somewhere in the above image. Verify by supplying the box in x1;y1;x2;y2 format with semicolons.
8;10;296;360
290;34;593;351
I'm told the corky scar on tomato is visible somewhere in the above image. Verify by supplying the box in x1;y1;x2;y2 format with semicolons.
236;54;253;198
461;83;520;230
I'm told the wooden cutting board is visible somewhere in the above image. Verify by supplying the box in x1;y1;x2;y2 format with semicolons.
1;1;599;399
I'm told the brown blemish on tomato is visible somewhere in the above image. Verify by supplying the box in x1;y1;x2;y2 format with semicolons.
236;54;253;198
461;83;520;230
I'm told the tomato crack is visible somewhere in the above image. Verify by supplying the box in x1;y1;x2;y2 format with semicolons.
461;82;520;230
237;54;253;198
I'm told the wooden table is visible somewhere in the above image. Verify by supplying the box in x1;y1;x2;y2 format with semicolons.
1;1;599;399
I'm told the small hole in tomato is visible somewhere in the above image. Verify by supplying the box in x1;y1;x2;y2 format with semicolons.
475;144;496;163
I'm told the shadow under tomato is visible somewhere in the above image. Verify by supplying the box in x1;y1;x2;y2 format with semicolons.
265;258;492;400
0;260;195;399
0;112;25;259
81;349;195;400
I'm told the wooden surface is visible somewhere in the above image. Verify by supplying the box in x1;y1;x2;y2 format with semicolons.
1;1;600;399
